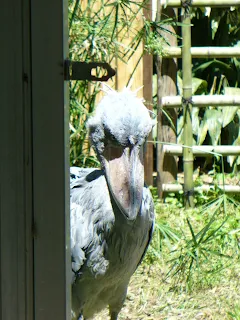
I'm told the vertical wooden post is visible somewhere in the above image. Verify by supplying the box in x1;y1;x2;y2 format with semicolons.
144;0;153;186
31;0;71;318
182;8;194;208
1;1;33;319
155;5;178;198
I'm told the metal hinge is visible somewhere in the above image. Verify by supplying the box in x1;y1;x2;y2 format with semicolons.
64;60;116;81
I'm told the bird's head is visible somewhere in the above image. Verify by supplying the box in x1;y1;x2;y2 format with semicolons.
87;84;155;221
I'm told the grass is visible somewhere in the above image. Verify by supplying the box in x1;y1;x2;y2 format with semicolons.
92;193;240;320
93;261;240;319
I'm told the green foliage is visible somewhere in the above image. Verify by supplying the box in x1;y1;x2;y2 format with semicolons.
144;18;182;56
191;7;240;85
147;149;240;292
146;184;240;292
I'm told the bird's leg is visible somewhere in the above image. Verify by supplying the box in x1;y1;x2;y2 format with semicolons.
77;311;88;320
110;311;119;320
109;295;125;319
109;283;128;320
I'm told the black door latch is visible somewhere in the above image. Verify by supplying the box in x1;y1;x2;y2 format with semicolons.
64;60;116;81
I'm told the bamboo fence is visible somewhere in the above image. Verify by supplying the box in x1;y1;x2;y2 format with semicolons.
160;0;240;7
160;0;240;204
163;46;240;58
163;145;240;156
162;184;240;193
162;95;240;108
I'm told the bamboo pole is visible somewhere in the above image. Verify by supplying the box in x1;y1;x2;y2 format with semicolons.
163;46;240;58
159;0;240;7
162;184;240;193
182;8;194;208
163;145;240;156
162;95;240;108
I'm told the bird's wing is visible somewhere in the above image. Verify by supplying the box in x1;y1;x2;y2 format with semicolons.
70;167;115;283
136;185;155;268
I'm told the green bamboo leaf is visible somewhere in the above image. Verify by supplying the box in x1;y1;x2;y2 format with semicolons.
221;87;240;128
202;248;232;259
193;60;216;73
195;211;218;245
201;218;228;244
162;109;177;135
69;0;81;30
228;136;240;167
177;76;207;95
192;107;200;136
187;258;195;279
155;222;180;242
192;78;208;95
186;218;198;247
200;249;209;261
177;115;184;144
193;59;232;75
177;75;182;95
197;117;208;145
184;248;198;261
204;109;222;146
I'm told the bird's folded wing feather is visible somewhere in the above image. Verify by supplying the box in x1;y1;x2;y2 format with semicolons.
70;167;115;283
136;185;155;268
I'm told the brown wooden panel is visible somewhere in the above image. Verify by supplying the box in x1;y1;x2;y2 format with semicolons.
143;0;154;186
155;7;178;197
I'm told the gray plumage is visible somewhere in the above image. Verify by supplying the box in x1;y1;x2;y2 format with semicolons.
71;85;155;320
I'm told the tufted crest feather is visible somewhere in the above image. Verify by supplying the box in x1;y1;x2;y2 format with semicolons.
87;85;154;151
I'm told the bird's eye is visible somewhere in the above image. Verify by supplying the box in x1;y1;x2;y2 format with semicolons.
109;133;120;146
110;133;116;141
104;130;120;147
103;126;117;143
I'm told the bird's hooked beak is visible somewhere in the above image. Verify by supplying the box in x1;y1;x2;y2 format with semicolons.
102;144;144;221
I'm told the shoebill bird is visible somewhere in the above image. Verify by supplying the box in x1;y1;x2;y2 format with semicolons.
70;84;155;320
